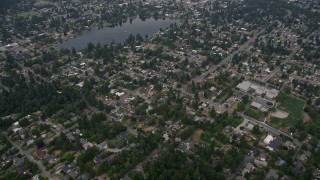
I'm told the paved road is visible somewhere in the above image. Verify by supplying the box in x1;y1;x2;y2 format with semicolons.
164;82;227;114
164;26;270;112
262;47;300;82
263;30;319;83
192;27;268;84
240;113;290;137
2;132;52;179
239;113;301;147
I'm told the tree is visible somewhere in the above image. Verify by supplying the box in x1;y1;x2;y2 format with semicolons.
252;125;261;135
242;95;250;104
86;42;95;52
236;102;246;112
34;138;45;149
181;126;195;140
204;91;208;98
283;86;291;94
210;107;217;118
72;47;77;56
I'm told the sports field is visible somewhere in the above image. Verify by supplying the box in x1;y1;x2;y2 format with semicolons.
270;93;305;128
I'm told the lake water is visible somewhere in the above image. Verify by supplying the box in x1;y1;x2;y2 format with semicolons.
57;18;178;50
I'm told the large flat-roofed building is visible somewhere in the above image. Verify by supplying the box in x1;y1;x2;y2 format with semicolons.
250;85;267;95
251;101;262;110
254;97;275;111
236;81;279;100
236;81;252;92
266;89;279;100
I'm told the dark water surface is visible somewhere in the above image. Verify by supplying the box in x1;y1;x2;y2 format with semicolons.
57;18;177;50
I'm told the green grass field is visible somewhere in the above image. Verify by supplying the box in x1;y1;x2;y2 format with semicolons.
17;11;37;18
270;93;305;128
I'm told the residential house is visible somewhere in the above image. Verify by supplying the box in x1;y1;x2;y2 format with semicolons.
13;157;24;167
62;165;72;174
266;169;279;180
267;136;281;151
83;142;94;151
254;158;268;168
94;154;105;164
66;132;75;142
283;141;296;150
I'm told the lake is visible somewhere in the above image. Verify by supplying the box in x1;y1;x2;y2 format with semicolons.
57;18;178;50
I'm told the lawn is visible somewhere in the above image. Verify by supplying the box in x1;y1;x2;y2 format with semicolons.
191;129;203;144
270;93;305;128
17;11;37;18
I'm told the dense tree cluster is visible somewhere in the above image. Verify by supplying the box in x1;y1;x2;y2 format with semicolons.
0;0;21;13
0;82;82;118
144;149;225;180
77;147;100;174
98;134;159;179
48;134;81;153
77;113;127;143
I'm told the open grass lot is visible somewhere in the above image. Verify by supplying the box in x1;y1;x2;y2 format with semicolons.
270;93;305;129
17;11;37;18
191;129;203;144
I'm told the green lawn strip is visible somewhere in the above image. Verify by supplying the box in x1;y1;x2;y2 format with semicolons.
17;11;37;18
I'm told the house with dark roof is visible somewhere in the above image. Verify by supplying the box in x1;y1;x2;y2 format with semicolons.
62;165;72;174
69;167;80;178
35;148;47;159
117;132;128;140
115;141;126;149
66;132;75;141
94;154;105;164
293;161;304;174
178;141;191;152
267;136;281;151
13;157;24;167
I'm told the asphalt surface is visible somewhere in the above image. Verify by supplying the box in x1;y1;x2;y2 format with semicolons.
193;27;268;84
263;30;319;83
2;132;53;179
239;113;301;147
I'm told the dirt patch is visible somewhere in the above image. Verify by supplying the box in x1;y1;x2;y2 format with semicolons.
191;129;203;144
199;55;207;61
73;152;82;158
53;150;61;156
303;112;311;123
270;110;289;119
143;126;155;132
228;101;238;113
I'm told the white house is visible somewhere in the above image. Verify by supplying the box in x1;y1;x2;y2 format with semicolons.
264;135;274;145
